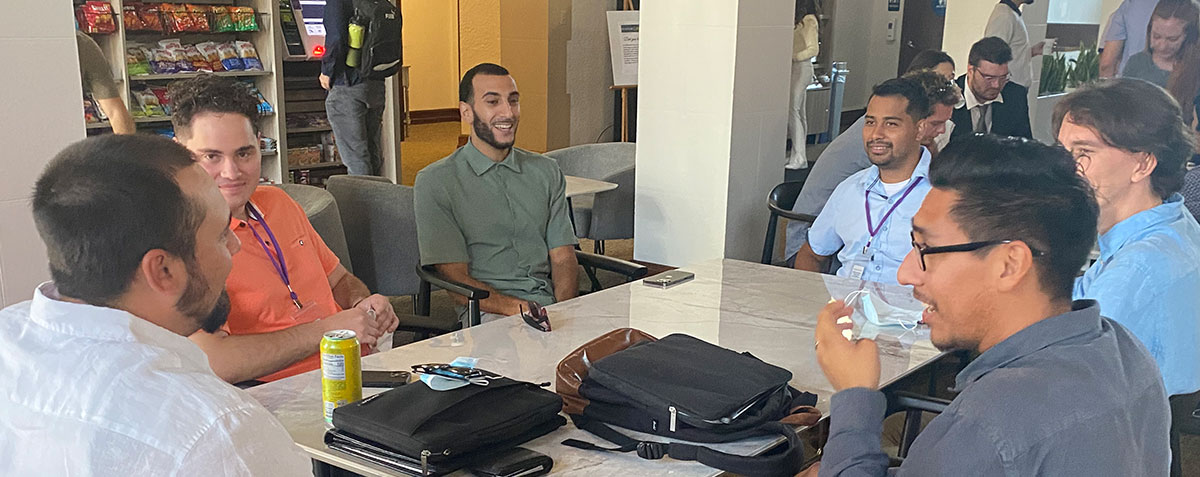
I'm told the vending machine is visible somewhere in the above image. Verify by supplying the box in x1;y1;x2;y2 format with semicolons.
278;0;327;60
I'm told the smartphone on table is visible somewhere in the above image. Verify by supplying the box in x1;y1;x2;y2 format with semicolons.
642;270;695;289
361;370;411;388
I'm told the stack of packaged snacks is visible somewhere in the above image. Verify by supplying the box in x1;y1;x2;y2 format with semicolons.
130;85;168;117
77;1;117;34
127;40;264;75
121;3;257;33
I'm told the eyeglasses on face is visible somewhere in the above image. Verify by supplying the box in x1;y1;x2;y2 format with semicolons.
973;68;1010;85
909;232;1045;271
520;301;551;332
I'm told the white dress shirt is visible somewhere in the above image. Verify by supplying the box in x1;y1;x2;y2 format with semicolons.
0;283;313;476
984;2;1032;88
964;85;1005;134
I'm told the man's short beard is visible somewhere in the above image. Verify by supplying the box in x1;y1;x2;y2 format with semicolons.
471;107;515;151
175;261;230;333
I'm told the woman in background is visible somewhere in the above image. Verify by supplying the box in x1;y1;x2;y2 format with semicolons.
1122;0;1199;88
786;0;821;170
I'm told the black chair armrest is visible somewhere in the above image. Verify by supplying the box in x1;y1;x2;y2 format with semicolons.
768;202;818;224
415;265;491;300
889;390;952;414
575;251;648;281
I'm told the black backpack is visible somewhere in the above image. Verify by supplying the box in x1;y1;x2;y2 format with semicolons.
350;0;402;80
557;332;819;477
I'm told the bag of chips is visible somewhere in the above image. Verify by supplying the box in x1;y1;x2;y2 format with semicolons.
210;6;235;32
137;3;164;32
150;48;177;74
126;46;152;76
231;6;258;32
195;42;227;72
186;4;210;32
183;45;212;72
80;2;117;34
234;41;264;70
149;85;172;115
216;42;245;71
161;3;193;34
247;83;275;114
122;5;144;31
132;86;167;117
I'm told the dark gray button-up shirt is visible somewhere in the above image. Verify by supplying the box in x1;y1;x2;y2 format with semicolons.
821;300;1170;476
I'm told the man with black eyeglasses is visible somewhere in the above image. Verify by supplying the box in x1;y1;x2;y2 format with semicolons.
806;135;1169;476
950;37;1032;141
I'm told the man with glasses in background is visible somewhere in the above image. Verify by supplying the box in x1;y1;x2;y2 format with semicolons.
807;134;1169;476
950;37;1032;141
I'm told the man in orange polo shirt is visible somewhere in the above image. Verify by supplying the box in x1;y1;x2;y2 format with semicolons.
169;75;399;383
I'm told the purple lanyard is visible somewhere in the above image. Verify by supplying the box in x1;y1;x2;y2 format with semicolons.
245;204;303;309
863;177;924;253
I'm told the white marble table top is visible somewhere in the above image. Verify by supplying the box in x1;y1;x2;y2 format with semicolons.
249;259;943;476
564;175;618;198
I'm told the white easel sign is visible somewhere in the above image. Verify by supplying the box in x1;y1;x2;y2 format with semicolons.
607;10;639;86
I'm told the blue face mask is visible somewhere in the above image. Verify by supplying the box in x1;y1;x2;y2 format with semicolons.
418;357;482;391
844;290;922;330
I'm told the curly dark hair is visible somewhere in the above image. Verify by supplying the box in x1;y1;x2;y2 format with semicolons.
902;69;963;108
168;74;261;136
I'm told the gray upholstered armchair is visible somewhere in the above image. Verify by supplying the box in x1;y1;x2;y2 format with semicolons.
323;175;461;340
275;184;353;273
544;142;635;254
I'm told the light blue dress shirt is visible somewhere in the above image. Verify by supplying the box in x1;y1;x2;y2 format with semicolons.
1074;193;1200;396
807;148;932;284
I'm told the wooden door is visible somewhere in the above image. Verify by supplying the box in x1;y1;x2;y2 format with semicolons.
898;0;946;75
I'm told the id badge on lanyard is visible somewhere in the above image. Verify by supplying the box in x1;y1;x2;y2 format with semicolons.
246;204;314;320
855;177;924;280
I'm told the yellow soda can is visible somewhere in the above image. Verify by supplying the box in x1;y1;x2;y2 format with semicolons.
321;330;362;424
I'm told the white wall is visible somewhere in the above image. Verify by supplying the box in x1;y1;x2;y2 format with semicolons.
634;0;791;266
1099;0;1124;38
566;0;616;145
829;0;904;110
1050;0;1107;24
0;0;84;306
943;0;994;77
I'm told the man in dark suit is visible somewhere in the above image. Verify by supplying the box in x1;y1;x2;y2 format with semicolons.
951;37;1032;140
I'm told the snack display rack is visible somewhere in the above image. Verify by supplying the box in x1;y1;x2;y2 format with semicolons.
77;0;290;183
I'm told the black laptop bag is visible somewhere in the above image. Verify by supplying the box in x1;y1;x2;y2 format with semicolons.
329;376;565;476
558;332;818;477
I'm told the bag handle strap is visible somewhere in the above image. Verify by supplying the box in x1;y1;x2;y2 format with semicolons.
563;417;804;477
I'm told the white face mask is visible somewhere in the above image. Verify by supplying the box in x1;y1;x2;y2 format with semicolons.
843;289;923;329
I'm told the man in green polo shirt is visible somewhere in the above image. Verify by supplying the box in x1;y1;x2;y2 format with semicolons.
414;63;579;322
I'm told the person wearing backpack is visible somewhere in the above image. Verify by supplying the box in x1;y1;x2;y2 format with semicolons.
320;0;397;176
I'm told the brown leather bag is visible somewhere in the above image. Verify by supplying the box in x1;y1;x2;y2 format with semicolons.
555;327;657;415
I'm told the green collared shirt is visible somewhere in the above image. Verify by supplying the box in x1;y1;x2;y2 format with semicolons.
414;140;577;305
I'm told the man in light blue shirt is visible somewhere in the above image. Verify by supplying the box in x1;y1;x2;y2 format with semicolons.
1056;78;1200;398
785;57;961;263
794;78;933;284
1099;0;1157;77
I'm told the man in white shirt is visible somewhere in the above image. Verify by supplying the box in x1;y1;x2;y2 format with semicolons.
984;0;1045;88
0;135;312;476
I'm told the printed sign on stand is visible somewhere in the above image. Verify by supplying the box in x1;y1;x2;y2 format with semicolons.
607;11;640;86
